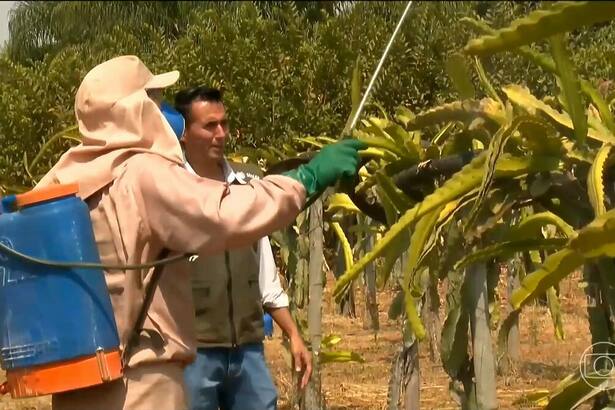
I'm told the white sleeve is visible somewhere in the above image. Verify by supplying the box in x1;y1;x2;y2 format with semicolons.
258;236;289;308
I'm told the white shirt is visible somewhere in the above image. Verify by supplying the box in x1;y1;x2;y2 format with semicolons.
183;156;289;309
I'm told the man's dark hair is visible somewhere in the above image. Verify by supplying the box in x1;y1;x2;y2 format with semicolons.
174;86;223;120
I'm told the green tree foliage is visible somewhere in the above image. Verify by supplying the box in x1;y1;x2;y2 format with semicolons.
2;1;615;193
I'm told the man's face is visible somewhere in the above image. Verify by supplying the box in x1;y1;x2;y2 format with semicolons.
183;100;229;162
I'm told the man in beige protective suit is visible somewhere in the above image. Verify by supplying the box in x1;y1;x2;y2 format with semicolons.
34;55;365;410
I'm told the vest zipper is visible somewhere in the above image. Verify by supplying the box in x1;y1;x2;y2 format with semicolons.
225;251;238;347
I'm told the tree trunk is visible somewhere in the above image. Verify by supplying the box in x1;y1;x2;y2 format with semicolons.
583;261;615;410
421;278;440;362
402;341;420;410
387;331;420;410
387;347;403;410
302;198;325;410
592;259;615;409
290;214;310;310
498;257;521;376
362;230;379;331
468;263;498;410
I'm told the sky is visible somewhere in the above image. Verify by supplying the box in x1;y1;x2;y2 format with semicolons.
0;1;15;46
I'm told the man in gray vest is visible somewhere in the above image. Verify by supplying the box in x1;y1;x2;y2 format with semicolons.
174;86;312;410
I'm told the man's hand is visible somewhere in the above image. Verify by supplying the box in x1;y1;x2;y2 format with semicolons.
290;333;312;389
267;307;314;389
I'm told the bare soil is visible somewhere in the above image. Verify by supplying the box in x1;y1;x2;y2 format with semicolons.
0;270;593;410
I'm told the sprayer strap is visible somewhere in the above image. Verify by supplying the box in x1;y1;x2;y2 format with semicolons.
121;248;171;368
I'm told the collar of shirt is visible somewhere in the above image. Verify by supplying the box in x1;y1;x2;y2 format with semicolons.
182;151;247;185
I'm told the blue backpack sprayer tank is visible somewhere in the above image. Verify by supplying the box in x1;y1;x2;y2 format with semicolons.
0;102;188;399
0;184;123;397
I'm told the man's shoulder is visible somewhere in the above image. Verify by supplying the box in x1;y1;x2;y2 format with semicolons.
119;153;187;189
227;160;264;182
124;153;185;174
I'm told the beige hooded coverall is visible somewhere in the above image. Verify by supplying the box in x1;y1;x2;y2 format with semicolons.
34;55;306;410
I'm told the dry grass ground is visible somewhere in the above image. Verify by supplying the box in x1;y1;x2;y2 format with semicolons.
0;270;594;409
268;270;593;410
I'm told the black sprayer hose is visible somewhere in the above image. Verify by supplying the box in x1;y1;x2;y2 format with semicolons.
0;242;192;270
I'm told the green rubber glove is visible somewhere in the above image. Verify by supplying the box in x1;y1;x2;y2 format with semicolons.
284;139;367;197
